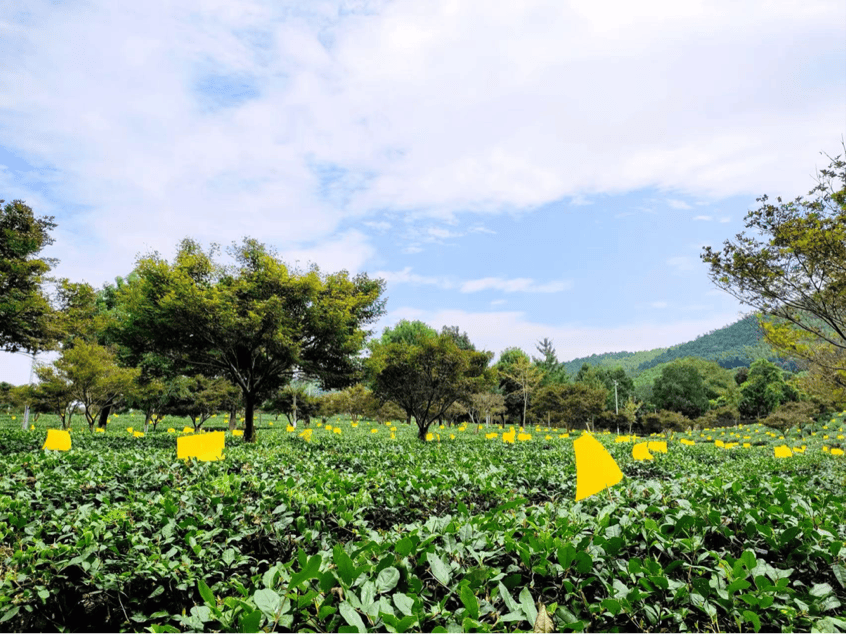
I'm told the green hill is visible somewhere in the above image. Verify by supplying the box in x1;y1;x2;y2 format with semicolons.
635;314;774;372
562;314;794;378
561;348;668;376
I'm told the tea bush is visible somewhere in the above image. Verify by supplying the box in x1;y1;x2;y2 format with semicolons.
1;413;845;633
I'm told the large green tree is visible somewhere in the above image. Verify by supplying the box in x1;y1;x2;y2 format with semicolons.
738;358;799;419
367;331;494;440
115;238;385;441
651;364;710;419
38;340;139;431
0;199;58;353
702;147;846;392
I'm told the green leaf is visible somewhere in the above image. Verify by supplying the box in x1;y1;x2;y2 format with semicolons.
743;610;761;633
253;588;282;618
339;601;367;633
395;537;414;557
0;607;19;624
601;599;621;616
727;579;751;593
393;592;415;617
198;578;216;608
498;582;519;613
833;564;846;590
557;543;575;570
460;585;479;620
519;587;538;625
335;545;357;586
427;552;451;586
376;567;400;593
810;583;833;598
239;609;263;633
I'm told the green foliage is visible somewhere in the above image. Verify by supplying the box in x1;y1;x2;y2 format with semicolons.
739;359;800;419
0;199;58;353
641;409;693;433
36;341;139;430
561;347;669;377
702;147;846;380
760;401;820;432
652;363;710;419
113;238;386;441
1;413;844;633
695;405;741;429
637;315;781;371
367;332;494;439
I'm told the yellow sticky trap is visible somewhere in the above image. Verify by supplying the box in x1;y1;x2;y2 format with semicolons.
615;436;631;443
647;441;667;454
43;429;71;451
177;431;225;461
182;427;194;434
680;439;695;446
573;434;624;501
133;431;144;438
632;442;653;461
714;440;724;447
774;445;792;458
232;430;243;436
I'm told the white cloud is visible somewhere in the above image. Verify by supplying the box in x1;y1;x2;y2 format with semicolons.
372;266;453;288
650;301;668;308
490;299;507;306
693;215;713;221
667;199;692;209
719;216;731;223
460;277;572;293
375;308;744;361
282;230;376;274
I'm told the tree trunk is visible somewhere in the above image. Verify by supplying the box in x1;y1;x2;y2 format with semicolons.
244;393;256;442
98;405;111;429
144;413;151;434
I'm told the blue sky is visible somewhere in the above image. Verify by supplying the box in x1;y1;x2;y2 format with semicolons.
1;0;844;383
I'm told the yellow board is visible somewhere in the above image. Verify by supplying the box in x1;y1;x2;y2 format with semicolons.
774;445;792;458
647;441;667;454
632;442;653;461
573;434;624;501
43;429;71;451
177;431;225;461
182;427;194;434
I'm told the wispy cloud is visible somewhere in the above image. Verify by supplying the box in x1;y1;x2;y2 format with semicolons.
373;267;453;289
693;215;713;221
718;216;731;223
460;277;572;294
650;301;668;308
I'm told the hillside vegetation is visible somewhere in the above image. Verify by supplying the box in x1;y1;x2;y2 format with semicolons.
563;314;785;378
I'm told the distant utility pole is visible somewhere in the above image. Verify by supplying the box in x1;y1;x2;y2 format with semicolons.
22;352;36;431
613;380;619;415
613;379;619;435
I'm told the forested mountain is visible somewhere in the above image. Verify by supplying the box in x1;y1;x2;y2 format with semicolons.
560;348;668;376
562;314;795;378
635;314;774;371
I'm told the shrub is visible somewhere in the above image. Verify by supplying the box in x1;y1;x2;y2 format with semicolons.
761;401;821;432
641;409;692;433
696;405;740;429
